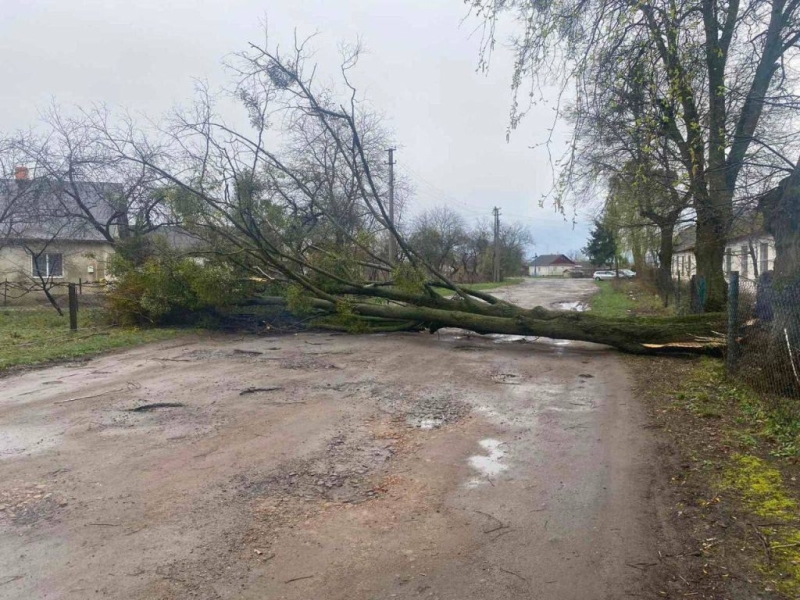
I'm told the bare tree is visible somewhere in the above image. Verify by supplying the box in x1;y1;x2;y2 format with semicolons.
408;206;468;274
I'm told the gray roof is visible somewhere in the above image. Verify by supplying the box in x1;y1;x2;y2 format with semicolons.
0;178;123;243
530;254;577;267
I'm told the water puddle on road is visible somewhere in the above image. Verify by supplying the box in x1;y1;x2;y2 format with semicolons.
553;301;588;312
407;416;445;429
466;439;508;487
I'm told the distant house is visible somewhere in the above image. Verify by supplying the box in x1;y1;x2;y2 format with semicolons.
672;222;775;282
528;254;578;277
0;168;123;289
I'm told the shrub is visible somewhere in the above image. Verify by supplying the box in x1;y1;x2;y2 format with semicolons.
107;250;256;326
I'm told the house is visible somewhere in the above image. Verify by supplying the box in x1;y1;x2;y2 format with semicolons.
672;222;775;282
528;254;578;277
0;167;122;295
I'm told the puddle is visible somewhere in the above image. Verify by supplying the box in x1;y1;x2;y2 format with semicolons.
407;416;445;429
489;334;539;344
467;439;508;486
553;301;588;312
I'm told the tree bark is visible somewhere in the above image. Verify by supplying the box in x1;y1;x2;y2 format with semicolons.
656;223;676;306
249;296;725;355
694;190;731;312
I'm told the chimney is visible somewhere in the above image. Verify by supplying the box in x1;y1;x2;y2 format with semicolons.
14;166;29;181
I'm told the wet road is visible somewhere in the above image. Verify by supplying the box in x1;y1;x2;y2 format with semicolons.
0;279;661;599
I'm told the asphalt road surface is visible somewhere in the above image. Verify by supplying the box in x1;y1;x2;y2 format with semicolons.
0;278;662;599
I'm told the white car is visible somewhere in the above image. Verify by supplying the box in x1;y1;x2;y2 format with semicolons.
593;270;618;281
620;269;636;278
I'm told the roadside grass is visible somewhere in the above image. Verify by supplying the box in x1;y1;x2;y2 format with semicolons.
0;308;180;374
431;277;524;297
589;279;670;317
633;355;800;597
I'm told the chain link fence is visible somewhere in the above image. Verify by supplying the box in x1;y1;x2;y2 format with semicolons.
727;271;800;412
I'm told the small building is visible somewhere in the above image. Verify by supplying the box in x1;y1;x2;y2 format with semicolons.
0;169;122;300
528;254;578;277
672;225;775;282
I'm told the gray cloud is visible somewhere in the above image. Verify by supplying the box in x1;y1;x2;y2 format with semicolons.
0;0;592;254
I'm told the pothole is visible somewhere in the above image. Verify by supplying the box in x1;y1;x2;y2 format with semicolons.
467;439;508;487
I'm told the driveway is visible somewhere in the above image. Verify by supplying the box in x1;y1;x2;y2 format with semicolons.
0;279;662;599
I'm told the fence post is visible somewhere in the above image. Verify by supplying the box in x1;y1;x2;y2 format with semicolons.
68;283;78;331
3;278;6;306
727;271;740;374
78;277;82;295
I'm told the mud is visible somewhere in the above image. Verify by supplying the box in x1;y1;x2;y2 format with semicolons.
0;279;666;599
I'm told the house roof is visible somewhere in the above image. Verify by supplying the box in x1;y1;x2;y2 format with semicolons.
0;178;123;243
531;254;577;267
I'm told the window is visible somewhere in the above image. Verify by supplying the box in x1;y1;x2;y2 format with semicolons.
740;245;748;278
31;253;63;278
725;249;732;274
760;243;769;274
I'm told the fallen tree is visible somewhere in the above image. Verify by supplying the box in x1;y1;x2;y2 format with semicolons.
86;32;725;354
249;294;724;354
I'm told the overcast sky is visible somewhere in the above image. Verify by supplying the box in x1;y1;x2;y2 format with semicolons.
0;0;594;255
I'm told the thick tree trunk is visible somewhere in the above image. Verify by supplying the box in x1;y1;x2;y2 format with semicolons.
656;223;675;306
694;190;731;312
250;296;725;355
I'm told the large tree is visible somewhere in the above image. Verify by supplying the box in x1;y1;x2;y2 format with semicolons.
469;0;800;310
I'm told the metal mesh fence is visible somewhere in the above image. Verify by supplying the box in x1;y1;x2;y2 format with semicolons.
728;272;800;412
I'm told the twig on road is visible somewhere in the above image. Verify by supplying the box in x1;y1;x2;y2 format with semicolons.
0;575;23;587
498;567;530;586
54;381;141;404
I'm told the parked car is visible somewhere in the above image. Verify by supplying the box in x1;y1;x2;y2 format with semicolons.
593;270;618;281
620;269;636;278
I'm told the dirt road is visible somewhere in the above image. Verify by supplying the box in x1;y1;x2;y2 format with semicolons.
0;279;662;599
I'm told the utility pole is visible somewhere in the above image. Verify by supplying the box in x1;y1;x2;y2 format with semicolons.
387;148;396;263
492;207;501;282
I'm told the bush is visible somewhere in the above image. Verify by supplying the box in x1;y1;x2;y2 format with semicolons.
107;251;257;326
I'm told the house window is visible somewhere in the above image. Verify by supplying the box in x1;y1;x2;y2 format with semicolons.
740;245;748;278
725;249;732;275
31;253;64;278
760;243;769;274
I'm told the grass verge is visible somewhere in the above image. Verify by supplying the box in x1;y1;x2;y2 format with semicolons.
589;279;671;317
630;355;800;597
0;308;180;374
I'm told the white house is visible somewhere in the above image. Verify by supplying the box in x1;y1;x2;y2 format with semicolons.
672;226;775;282
529;254;578;277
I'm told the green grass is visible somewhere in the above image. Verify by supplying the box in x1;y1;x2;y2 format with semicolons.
0;308;181;373
432;277;524;297
588;281;637;318
589;280;670;318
